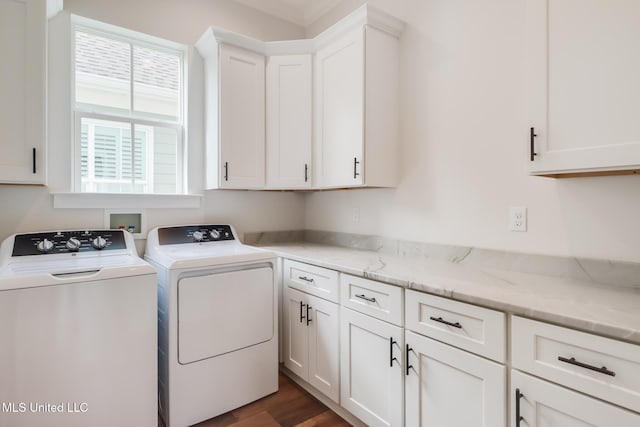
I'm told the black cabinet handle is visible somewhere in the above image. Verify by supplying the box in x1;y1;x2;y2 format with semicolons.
306;304;312;326
389;337;398;367
299;301;306;323
557;356;616;377
429;316;462;328
516;388;524;426
355;294;376;303
530;127;537;161
405;344;413;375
32;147;36;174
298;276;315;283
353;157;360;179
304;163;308;182
224;161;229;181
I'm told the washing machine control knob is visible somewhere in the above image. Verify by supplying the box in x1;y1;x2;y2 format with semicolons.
92;236;107;250
192;231;204;241
37;239;54;253
209;229;221;240
66;237;82;251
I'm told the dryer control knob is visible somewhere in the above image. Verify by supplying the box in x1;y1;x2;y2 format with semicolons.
192;231;204;241
92;236;107;250
66;237;82;251
37;239;54;253
209;229;221;240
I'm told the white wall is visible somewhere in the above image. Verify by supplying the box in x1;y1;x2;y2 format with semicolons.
63;0;305;44
4;0;638;263
305;0;640;263
0;0;306;249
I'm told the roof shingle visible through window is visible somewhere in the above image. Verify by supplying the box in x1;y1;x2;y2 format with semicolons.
75;31;179;91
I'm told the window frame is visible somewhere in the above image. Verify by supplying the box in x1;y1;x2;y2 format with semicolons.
70;16;188;195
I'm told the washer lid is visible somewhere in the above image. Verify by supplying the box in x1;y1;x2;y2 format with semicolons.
0;230;155;292
145;241;275;270
0;255;155;292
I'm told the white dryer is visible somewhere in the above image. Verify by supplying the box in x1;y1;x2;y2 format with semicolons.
0;229;157;427
145;224;278;427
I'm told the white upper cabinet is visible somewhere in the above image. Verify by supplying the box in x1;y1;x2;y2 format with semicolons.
0;0;48;184
219;44;266;189
314;20;402;188
314;28;364;187
266;54;312;189
526;0;640;177
197;5;404;190
196;34;265;189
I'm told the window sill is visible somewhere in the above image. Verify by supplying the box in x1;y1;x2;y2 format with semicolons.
52;192;202;209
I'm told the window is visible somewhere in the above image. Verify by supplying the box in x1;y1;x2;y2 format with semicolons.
73;23;186;194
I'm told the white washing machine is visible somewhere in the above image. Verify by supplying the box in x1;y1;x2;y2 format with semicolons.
145;224;278;427
0;229;157;427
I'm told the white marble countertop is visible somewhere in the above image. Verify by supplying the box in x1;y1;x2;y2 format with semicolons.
261;242;640;345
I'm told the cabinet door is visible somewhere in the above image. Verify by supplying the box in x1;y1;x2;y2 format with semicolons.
266;54;312;189
405;331;505;427
219;44;265;188
307;294;339;403
0;0;46;184
340;306;403;427
314;28;364;187
283;287;309;380
511;370;640;427
526;0;640;176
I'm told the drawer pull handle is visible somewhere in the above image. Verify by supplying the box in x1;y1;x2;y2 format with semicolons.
355;294;376;303
515;388;524;426
406;344;413;376
389;337;398;367
298;276;315;283
429;316;462;328
557;356;616;377
306;304;312;326
299;301;306;323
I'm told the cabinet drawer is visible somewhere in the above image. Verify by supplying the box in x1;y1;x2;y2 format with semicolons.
340;274;403;326
283;259;339;302
512;370;640;427
405;290;505;363
512;316;640;413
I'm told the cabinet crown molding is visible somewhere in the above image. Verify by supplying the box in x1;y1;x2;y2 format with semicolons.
196;4;404;58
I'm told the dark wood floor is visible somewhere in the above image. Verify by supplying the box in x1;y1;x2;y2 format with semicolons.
158;372;352;427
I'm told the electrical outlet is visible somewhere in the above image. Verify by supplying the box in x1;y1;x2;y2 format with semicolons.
352;207;360;223
509;206;527;232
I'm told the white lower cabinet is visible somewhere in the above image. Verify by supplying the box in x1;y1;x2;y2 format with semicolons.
511;316;640;413
340;306;404;427
511;370;639;427
510;316;640;426
283;286;339;403
280;258;640;427
405;330;506;427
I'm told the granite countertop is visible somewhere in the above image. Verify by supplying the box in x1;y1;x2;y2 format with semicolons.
260;242;640;345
